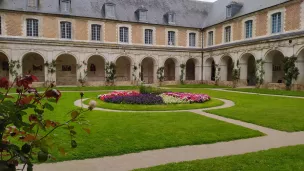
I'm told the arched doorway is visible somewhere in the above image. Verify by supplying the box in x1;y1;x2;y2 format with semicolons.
164;58;176;81
204;58;216;81
87;55;105;82
186;59;195;80
0;52;9;79
116;56;131;81
264;50;285;83
240;53;256;86
141;57;154;84
220;56;233;81
297;48;304;84
56;54;77;85
22;52;45;82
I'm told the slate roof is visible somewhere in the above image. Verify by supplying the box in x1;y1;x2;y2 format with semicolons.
0;0;212;28
0;0;292;28
204;0;290;28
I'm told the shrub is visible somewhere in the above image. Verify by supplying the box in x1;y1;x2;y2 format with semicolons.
104;94;164;105
283;56;299;90
139;85;166;95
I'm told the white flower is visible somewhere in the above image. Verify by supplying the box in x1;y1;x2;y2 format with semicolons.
88;100;97;110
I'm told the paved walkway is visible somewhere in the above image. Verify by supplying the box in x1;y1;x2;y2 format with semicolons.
34;96;304;171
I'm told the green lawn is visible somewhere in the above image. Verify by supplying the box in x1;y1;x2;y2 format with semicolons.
38;92;262;162
226;88;304;97
83;98;224;111
134;145;304;171
163;84;228;88
172;89;304;132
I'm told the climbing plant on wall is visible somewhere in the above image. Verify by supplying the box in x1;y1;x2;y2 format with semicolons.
255;59;265;89
105;62;116;85
232;60;240;88
77;61;88;87
215;64;221;86
8;60;21;79
157;67;165;84
132;63;138;84
283;56;299;90
180;63;186;85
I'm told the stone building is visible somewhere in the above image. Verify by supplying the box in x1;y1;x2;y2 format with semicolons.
0;0;303;89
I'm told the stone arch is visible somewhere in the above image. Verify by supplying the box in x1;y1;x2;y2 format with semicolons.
219;55;233;81
296;47;304;84
56;54;77;85
264;50;285;83
204;57;216;81
22;52;45;82
186;58;196;80
141;57;155;84
116;56;131;81
0;52;9;79
164;58;177;81
87;55;105;82
239;53;256;86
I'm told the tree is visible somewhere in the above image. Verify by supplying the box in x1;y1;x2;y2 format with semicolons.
0;75;92;170
283;56;299;90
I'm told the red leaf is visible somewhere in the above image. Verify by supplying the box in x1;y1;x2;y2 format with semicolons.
19;95;34;105
83;128;91;134
45;89;62;103
0;77;9;89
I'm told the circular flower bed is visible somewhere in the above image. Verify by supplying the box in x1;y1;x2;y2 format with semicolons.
98;91;211;105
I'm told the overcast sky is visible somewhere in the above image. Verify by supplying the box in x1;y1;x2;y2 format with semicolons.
197;0;217;2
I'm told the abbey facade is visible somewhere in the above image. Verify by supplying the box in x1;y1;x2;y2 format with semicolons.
0;0;303;89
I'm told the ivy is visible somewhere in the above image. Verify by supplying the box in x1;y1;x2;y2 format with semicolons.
255;59;265;89
44;60;56;74
9;60;21;78
105;62;116;85
157;67;165;83
180;64;186;85
132;63;138;83
215;64;221;86
232;60;240;88
283;56;299;90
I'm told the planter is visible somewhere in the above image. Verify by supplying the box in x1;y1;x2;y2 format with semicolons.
0;161;16;171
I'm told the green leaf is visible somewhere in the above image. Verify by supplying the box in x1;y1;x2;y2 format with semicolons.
71;140;77;148
34;109;44;115
43;103;54;111
71;111;80;119
70;130;77;135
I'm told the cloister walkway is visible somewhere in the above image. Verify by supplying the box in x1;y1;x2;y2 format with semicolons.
34;90;304;171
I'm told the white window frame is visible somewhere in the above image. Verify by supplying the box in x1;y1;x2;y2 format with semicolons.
267;8;285;35
207;29;215;47
91;24;101;41
165;28;178;47
88;21;104;42
241;16;256;39
22;15;42;38
0;14;6;36
142;26;155;46
117;24;132;44
58;19;73;40
222;24;233;43
187;30;199;48
26;18;39;37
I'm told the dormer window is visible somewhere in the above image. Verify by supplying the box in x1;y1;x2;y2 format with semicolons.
226;2;243;19
27;0;38;8
167;12;175;25
60;0;71;13
105;3;116;18
136;6;148;22
226;6;232;18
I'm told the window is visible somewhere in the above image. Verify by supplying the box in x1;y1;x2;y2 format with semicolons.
189;33;196;47
224;26;231;43
208;31;214;46
144;29;153;44
105;3;115;18
245;20;253;38
91;24;101;41
168;31;175;46
27;0;37;7
26;19;39;37
60;0;71;13
272;12;282;34
119;27;129;43
60;21;72;39
139;11;147;22
226;6;232;18
168;13;175;24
